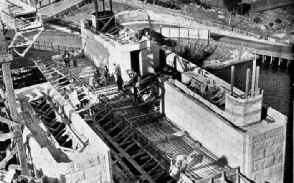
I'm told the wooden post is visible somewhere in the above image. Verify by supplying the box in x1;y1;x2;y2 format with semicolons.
221;171;226;183
255;66;260;95
209;178;213;183
230;66;234;96
94;0;99;32
245;69;250;99
278;57;281;67
262;54;265;64
0;19;29;176
287;59;290;68
160;25;162;35
236;168;240;183
102;0;105;11
251;57;256;98
110;0;113;11
270;55;273;65
208;29;210;45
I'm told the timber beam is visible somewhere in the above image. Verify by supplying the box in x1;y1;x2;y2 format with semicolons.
152;131;187;145
91;124;156;183
0;131;21;141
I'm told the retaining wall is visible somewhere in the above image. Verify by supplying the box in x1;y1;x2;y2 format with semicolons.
163;79;286;183
116;9;293;60
161;47;287;182
15;82;112;183
164;80;245;168
114;1;289;45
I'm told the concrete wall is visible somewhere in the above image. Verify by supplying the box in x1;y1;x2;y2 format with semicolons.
245;125;285;183
81;20;161;79
15;83;112;183
163;80;245;169
162;79;286;183
244;107;287;183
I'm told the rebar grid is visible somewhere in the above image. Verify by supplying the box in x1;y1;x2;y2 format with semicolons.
136;117;229;180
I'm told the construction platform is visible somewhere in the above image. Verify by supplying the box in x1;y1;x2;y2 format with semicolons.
32;57;234;183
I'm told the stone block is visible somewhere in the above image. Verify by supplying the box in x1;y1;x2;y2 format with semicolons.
263;155;275;169
84;165;104;179
253;136;275;151
275;143;283;154
272;171;283;182
252;148;265;161
252;170;264;181
265;126;284;138
274;153;283;165
265;145;275;157
273;163;283;173
275;134;285;144
251;133;266;143
65;170;85;183
263;166;273;177
253;160;263;172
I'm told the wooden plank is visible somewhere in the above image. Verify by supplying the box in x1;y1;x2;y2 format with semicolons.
0;54;13;63
0;147;17;169
111;151;137;181
0;131;21;141
91;124;156;183
0;116;17;126
152;131;187;144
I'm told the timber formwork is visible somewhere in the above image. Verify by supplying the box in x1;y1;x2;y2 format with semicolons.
83;91;230;183
35;58;231;182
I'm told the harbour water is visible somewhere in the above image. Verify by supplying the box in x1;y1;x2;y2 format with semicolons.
208;60;291;116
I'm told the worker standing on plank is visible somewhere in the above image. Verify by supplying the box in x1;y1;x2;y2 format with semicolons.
132;71;140;104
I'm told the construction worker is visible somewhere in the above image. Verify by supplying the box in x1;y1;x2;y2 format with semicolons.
132;71;140;104
113;63;123;91
101;66;108;86
63;50;70;68
169;154;188;181
72;50;78;68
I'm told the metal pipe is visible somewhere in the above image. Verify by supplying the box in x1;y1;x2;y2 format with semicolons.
245;69;250;99
251;56;256;98
255;66;260;95
230;66;234;96
110;0;113;11
94;0;99;32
